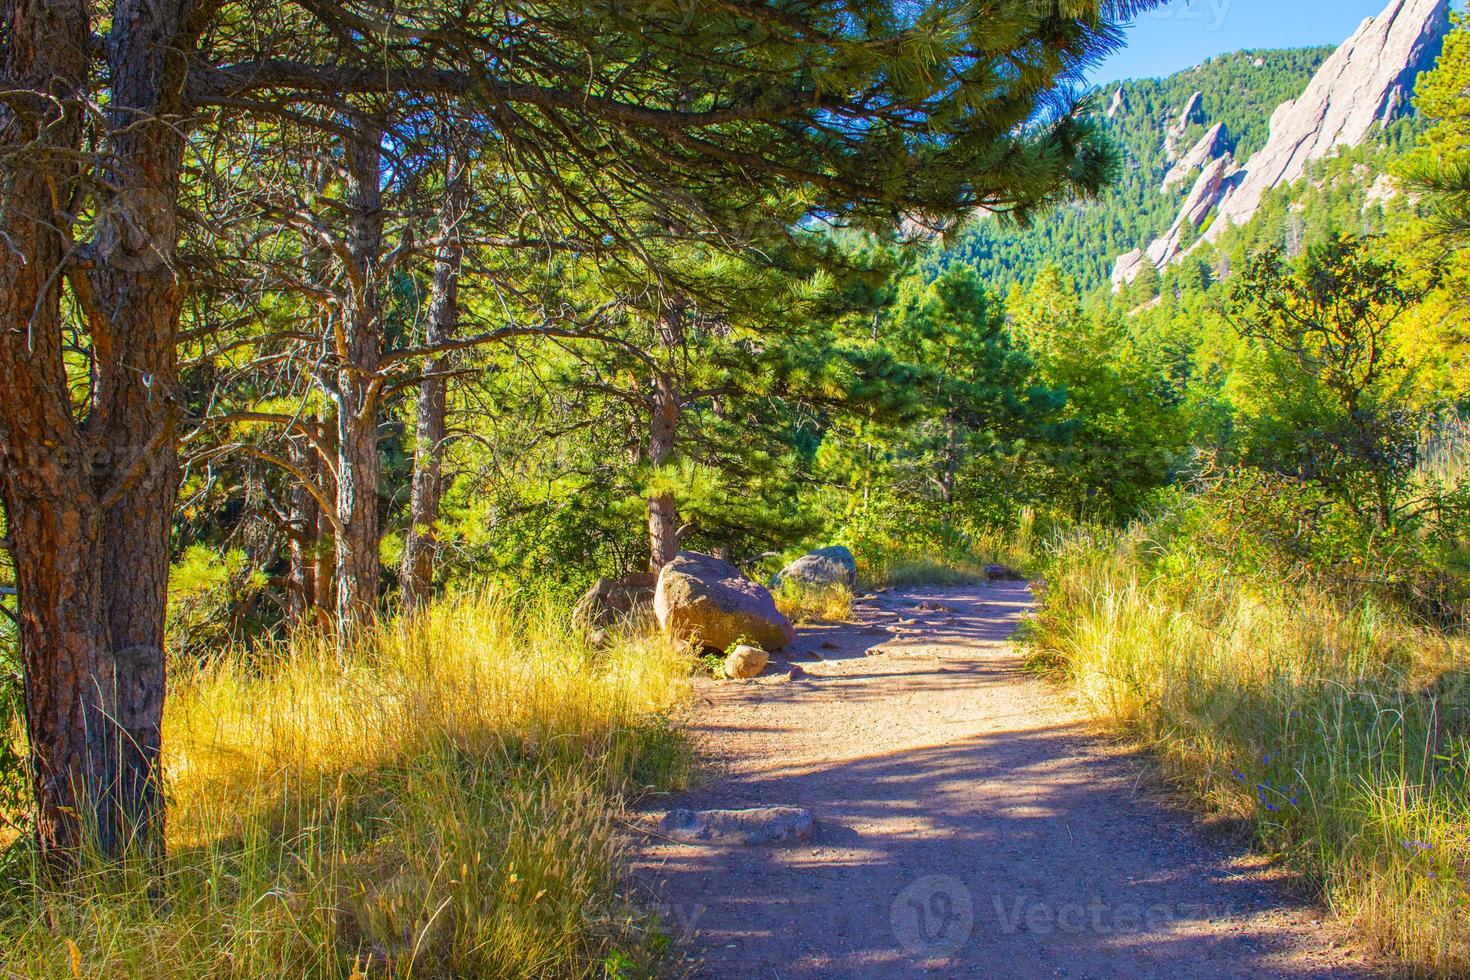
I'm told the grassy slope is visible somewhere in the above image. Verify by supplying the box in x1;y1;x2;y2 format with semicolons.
1028;530;1470;974
0;594;691;978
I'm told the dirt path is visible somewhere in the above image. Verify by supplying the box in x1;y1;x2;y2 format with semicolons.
632;581;1373;979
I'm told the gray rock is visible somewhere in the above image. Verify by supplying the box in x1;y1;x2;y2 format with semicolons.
1163;91;1204;162
1106;87;1127;119
1148;154;1239;267
1202;0;1448;244
771;545;858;591
1162;122;1230;193
654;551;796;652
658;806;814;845
1110;248;1149;292
1114;0;1449;283
572;572;657;633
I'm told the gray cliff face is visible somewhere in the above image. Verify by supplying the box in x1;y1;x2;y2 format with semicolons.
1149;155;1239;268
1202;0;1450;242
1107;87;1127;119
1111;0;1450;292
1162;122;1231;193
1163;91;1206;162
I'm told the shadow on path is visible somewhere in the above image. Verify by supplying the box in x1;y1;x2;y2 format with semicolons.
632;582;1369;979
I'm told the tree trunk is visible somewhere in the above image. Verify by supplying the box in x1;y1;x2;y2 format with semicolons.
401;150;468;610
332;122;386;628
286;434;321;624
313;422;338;617
647;372;681;573
86;0;196;864
0;0;194;869
0;1;102;870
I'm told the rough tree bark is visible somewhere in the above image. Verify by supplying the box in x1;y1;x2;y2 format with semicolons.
401;149;468;610
286;432;320;624
331;122;386;628
0;0;195;868
647;303;686;573
314;417;339;616
647;374;681;573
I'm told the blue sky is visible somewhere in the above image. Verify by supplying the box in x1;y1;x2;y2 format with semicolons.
1094;0;1420;83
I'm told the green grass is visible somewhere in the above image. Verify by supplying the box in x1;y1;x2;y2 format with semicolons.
0;592;692;978
1028;530;1470;975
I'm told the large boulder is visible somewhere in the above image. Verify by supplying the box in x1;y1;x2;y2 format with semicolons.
654;552;795;652
771;545;858;591
572;572;657;636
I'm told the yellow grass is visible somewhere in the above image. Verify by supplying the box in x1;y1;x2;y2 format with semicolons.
0;591;692;978
774;580;853;624
1029;532;1470;975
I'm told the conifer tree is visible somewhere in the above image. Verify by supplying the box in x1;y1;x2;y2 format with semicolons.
1;0;1162;868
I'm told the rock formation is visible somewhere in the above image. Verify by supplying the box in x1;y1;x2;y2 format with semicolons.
658;806;814;845
1163;91;1205;162
1148;155;1239;268
1162;122;1231;193
771;545;858;591
572;572;657;638
1110;249;1148;292
1106;87;1127;119
1201;0;1449;244
1112;0;1449;290
723;644;770;679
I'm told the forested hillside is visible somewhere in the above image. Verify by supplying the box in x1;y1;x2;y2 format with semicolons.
941;47;1337;293
1;0;1469;976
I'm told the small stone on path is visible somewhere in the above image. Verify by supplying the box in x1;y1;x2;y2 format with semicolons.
658;807;814;846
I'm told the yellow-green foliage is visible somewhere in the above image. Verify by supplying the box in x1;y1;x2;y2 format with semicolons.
1030;531;1470;974
0;593;691;978
774;580;853;624
851;507;1037;589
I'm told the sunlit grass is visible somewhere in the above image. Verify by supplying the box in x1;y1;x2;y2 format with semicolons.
1028;532;1470;975
853;508;1036;589
0;591;692;978
774;580;853;624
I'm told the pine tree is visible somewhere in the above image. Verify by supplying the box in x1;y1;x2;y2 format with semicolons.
1402;15;1470;248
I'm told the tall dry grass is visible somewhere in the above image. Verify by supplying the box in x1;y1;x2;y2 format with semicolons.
773;580;853;624
1029;532;1470;974
0;591;691;978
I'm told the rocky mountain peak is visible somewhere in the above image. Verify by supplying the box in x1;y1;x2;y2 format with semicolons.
1112;0;1450;291
1163;91;1206;162
1162;122;1231;193
1106;87;1127;119
1201;0;1450;243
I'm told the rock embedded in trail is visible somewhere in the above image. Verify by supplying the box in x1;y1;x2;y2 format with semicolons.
654;551;796;652
658;806;814;846
771;545;858;591
724;644;770;680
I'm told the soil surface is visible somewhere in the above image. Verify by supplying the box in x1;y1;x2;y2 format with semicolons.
631;581;1374;979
